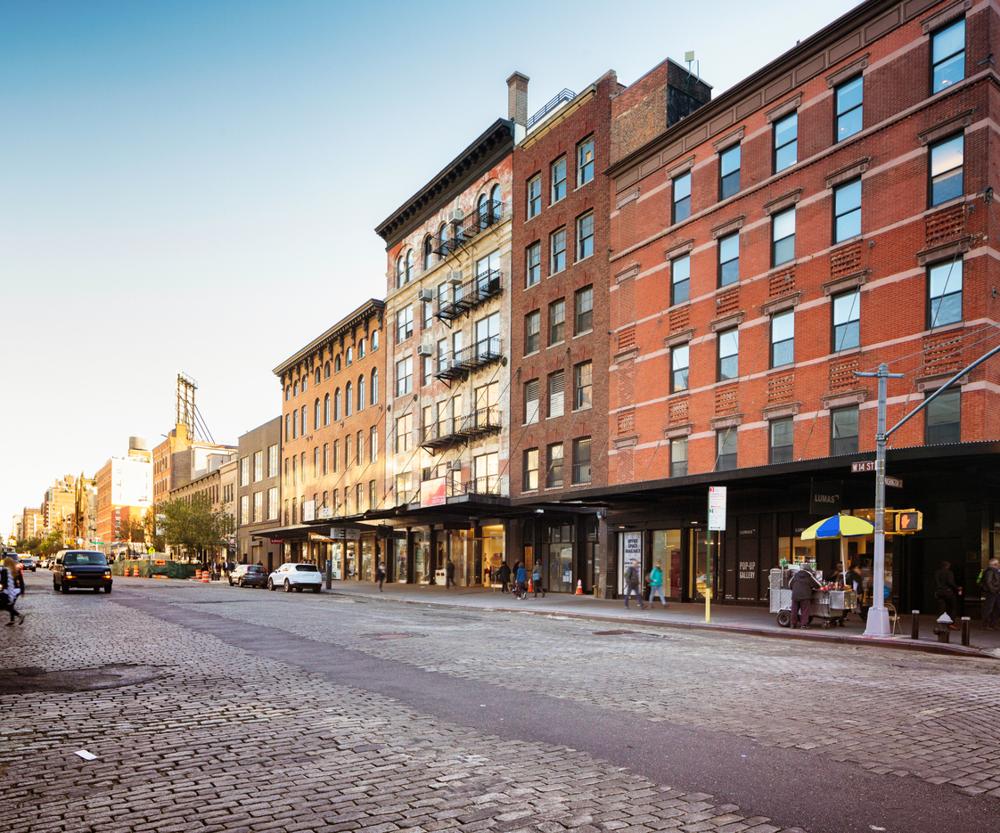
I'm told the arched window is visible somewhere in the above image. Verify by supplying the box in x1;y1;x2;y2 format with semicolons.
285;413;290;440
371;368;379;405
405;249;414;283
314;398;320;430
439;222;450;254
346;346;353;365
293;380;298;396
371;330;379;351
334;388;341;421
345;382;353;417
359;337;366;358
324;361;331;379
301;404;307;433
301;376;307;392
324;393;330;426
395;255;405;289
315;368;321;385
423;235;433;269
477;193;489;229
358;375;366;411
292;410;298;439
490;184;502;222
335;354;341;372
284;386;290;401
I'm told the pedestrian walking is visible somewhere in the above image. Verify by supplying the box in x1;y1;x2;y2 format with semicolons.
647;562;668;607
375;561;386;592
514;562;527;599
934;560;960;629
497;562;511;593
981;558;1000;630
531;562;545;598
1;556;25;627
445;559;455;589
623;559;645;609
789;566;818;629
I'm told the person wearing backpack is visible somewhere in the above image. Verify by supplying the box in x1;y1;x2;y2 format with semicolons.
647;562;668;608
1;556;26;626
623;559;645;609
981;559;1000;630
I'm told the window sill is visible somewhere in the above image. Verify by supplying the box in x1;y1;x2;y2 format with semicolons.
575;253;594;265
572;406;593;414
572;330;593;340
523;349;540;358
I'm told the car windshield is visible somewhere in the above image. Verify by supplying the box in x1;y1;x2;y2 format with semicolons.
64;552;108;566
295;564;318;572
247;566;263;573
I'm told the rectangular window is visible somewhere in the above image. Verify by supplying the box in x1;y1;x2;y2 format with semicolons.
240;457;250;487
670;437;688;477
719;144;740;199
252;451;263;482
395;357;412;396
422;300;433;329
343;436;351;468
830;407;859;456
771;207;795;266
718;232;739;287
369;480;376;511
421;355;433;386
240;495;249;524
672;171;691;223
773;111;797;172
396;305;413;342
267;487;278;520
356;430;363;465
268;444;279;477
526;242;541;287
716;429;737;471
932;18;965;93
331;440;338;472
576;212;594;261
572;437;592;485
370;426;377;463
832;289;860;351
770;310;794;368
322;442;329;475
574;285;593;334
928;258;963;327
551;156;567;203
523;448;539;491
546;443;564;488
833;178;862;243
472;452;498;494
527;174;542;218
835;76;863;141
671;254;690;305
313;446;320;477
550;228;566;274
925;389;961;444
574;361;592;410
395;414;412;454
548;370;565;418
524;310;541;354
577;136;595;186
671;343;689;392
524;379;540;424
549;298;565;345
717;327;739;381
770;417;794;464
929;134;963;206
253;491;263;523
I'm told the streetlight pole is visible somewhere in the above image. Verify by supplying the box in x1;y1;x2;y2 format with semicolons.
856;343;1000;638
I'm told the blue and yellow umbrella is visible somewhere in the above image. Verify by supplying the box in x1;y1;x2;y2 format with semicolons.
801;514;874;540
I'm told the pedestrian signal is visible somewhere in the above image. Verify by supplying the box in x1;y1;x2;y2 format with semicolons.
894;509;923;534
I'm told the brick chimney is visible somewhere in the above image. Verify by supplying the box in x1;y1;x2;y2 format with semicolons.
507;72;529;141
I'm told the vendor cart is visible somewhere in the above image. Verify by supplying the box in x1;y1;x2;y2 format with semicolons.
769;567;857;628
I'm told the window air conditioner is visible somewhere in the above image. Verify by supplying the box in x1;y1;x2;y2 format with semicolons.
418;288;434;302
416;343;434;357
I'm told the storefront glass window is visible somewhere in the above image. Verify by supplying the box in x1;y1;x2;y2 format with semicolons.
360;536;374;582
652;530;682;598
391;538;407;583
413;531;429;583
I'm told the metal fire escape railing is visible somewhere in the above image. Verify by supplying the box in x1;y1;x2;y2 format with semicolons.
436;270;503;323
434;336;503;382
420;406;503;452
431;201;504;257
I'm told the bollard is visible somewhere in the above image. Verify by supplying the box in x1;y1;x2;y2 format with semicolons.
911;610;920;640
961;616;971;647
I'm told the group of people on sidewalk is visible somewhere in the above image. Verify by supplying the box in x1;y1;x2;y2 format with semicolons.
622;560;669;610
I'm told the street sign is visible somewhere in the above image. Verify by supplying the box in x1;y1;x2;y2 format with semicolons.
885;476;904;489
851;460;876;472
707;486;727;531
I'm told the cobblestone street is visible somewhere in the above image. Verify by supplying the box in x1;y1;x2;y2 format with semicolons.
3;575;998;833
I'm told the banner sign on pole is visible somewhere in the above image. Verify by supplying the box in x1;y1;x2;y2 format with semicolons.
708;486;727;531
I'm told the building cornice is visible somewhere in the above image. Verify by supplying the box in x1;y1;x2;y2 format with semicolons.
272;299;384;377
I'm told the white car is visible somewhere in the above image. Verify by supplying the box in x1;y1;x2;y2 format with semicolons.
267;562;323;593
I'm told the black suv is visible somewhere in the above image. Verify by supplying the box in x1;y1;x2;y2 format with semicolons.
52;550;113;594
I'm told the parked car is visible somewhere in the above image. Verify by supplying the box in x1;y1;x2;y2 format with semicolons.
17;554;37;572
51;550;113;594
267;562;322;593
229;563;259;586
235;564;267;588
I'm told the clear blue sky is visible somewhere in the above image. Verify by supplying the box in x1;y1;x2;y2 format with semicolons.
0;0;859;537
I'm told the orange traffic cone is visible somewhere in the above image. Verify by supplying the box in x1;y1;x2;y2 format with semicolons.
575;579;584;595
200;570;210;583
528;577;534;594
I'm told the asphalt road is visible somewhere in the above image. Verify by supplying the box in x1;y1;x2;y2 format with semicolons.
5;573;999;833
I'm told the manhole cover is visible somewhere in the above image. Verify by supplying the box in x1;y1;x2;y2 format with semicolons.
0;664;168;694
592;630;672;641
360;632;426;640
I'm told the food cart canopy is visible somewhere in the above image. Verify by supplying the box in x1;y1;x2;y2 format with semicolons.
801;514;874;540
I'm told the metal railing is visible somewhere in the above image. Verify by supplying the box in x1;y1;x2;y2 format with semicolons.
437;270;503;322
431;202;504;257
421;406;502;450
435;336;503;381
527;89;576;129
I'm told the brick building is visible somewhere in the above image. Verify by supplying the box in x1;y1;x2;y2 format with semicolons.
94;437;153;550
271;299;386;580
235;416;282;571
374;106;515;586
582;0;1000;608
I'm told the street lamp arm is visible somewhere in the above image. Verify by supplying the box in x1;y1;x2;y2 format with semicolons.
885;342;1000;439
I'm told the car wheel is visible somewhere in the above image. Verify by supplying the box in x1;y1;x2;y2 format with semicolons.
267;579;274;591
104;585;112;594
238;579;245;588
60;582;70;594
283;580;291;593
53;581;58;592
228;578;233;586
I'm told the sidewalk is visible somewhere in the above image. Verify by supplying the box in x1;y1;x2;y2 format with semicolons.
324;581;1000;658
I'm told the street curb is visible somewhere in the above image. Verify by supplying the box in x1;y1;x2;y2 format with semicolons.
324;588;996;660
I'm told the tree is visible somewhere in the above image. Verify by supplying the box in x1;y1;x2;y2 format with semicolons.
16;537;41;556
117;517;146;544
38;530;64;557
160;495;231;563
144;509;165;553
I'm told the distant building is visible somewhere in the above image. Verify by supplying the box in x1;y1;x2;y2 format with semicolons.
20;507;43;540
235;416;282;571
95;437;153;548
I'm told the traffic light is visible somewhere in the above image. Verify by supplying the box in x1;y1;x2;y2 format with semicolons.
893;509;923;534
